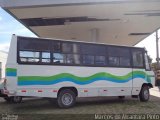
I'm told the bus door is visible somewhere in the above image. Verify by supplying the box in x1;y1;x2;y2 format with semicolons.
131;49;145;95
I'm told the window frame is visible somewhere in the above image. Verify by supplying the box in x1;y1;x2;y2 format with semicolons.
17;37;52;65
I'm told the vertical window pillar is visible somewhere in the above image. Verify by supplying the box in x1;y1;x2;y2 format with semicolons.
90;28;99;42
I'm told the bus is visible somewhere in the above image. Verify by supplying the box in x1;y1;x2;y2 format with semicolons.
3;35;155;108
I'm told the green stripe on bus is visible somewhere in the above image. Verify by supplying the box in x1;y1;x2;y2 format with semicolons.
6;68;17;72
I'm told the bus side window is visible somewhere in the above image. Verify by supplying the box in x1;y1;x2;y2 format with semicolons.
65;54;81;64
95;56;106;65
62;43;73;53
109;56;119;66
82;55;94;65
19;51;40;63
132;50;144;68
53;53;64;64
42;52;51;63
108;46;131;67
53;42;61;52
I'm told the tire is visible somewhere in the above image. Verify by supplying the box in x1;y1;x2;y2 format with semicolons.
139;86;150;102
11;96;22;103
57;89;76;108
4;97;12;102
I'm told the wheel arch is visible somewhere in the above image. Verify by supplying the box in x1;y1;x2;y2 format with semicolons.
141;83;153;89
58;87;78;97
139;83;150;102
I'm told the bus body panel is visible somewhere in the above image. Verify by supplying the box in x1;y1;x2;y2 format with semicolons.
13;65;132;97
146;71;155;86
132;69;146;95
5;35;18;95
5;35;155;99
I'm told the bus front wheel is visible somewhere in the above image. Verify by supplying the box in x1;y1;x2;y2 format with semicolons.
4;96;12;102
57;89;76;108
139;86;150;102
11;96;22;103
4;96;22;103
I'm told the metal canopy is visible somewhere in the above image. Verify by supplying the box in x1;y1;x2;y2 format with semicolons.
1;0;160;46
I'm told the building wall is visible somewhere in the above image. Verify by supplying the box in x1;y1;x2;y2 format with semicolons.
0;51;8;79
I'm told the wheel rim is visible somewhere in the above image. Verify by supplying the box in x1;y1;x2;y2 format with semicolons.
144;89;149;100
62;93;73;106
13;96;21;102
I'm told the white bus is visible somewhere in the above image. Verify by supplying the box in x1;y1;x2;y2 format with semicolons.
3;35;155;108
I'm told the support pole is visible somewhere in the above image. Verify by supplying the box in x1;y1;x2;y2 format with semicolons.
156;30;160;69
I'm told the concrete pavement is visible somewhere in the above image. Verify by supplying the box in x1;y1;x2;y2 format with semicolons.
150;87;160;98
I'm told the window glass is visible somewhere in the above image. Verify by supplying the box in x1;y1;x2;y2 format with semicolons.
19;38;33;50
82;55;94;65
53;42;61;52
53;53;64;64
62;43;72;53
95;56;106;65
73;44;80;53
20;51;39;58
42;52;50;63
27;58;40;62
109;57;119;66
20;58;28;62
18;38;50;51
81;44;106;55
65;54;74;64
108;46;131;67
120;57;130;67
108;47;130;57
19;51;40;63
73;54;81;64
32;40;50;51
65;54;80;64
132;50;144;67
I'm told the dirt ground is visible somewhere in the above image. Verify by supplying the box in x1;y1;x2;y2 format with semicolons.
0;88;159;120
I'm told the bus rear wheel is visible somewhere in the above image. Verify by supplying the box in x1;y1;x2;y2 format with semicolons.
139;86;150;102
57;89;76;108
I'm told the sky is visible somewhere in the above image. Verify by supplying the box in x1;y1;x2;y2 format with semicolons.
0;8;36;52
135;32;158;62
0;7;159;62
